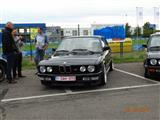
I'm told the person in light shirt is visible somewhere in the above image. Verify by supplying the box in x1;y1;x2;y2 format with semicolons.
34;28;48;68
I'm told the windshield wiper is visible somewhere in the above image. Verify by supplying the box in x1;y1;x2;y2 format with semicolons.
54;50;70;56
56;50;69;52
70;49;95;54
149;46;160;51
150;46;160;48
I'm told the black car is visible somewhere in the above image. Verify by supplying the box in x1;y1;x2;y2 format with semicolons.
0;57;7;82
143;33;160;78
37;36;113;86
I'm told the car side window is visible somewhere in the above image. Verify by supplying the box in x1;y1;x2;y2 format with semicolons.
148;35;160;48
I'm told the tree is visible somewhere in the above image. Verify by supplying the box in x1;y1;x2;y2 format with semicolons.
143;22;155;38
125;23;132;37
133;26;141;37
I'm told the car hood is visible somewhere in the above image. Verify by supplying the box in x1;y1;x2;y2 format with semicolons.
147;51;160;58
39;55;102;66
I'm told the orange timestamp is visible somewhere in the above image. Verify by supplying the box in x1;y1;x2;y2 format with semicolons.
124;106;150;112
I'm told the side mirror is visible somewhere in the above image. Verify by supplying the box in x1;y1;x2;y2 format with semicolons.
103;46;110;51
142;44;147;48
52;48;56;52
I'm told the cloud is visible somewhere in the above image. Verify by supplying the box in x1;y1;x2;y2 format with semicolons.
0;0;159;26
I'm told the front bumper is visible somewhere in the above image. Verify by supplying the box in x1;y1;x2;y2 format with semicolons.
144;65;160;77
37;71;103;86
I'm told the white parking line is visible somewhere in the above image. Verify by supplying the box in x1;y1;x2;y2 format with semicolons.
114;68;160;84
1;83;159;103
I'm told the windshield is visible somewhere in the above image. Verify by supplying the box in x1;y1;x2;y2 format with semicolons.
148;35;160;51
56;37;103;52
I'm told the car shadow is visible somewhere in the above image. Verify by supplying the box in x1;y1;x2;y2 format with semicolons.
47;84;107;91
149;77;160;82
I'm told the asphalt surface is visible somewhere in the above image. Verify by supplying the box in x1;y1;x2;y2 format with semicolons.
0;62;159;120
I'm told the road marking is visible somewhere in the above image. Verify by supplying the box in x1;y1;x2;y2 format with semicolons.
65;89;72;93
114;68;160;84
1;83;159;103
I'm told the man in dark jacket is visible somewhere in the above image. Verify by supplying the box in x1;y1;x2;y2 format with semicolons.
2;22;18;84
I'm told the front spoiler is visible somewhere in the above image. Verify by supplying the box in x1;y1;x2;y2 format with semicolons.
38;71;103;86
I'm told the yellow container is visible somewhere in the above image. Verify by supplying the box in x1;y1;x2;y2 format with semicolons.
108;38;132;53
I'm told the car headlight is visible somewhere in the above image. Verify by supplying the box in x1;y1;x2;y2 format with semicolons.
39;66;46;73
158;60;160;65
88;65;95;72
47;67;53;72
150;59;157;65
80;66;86;72
51;55;54;59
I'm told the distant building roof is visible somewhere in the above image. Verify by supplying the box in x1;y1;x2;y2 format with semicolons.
0;23;46;28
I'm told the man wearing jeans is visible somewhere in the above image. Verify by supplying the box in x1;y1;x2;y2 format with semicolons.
2;22;18;84
34;28;48;68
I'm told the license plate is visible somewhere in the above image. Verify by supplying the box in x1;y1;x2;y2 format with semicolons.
55;76;76;81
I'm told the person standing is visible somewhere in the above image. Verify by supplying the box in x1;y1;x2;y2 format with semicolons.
2;22;18;83
34;28;48;68
12;29;25;78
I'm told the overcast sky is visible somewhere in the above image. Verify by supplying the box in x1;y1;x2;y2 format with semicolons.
0;0;160;27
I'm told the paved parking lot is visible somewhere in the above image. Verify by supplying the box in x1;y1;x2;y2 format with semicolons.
0;62;160;120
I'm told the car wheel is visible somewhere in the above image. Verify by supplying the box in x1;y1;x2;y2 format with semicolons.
109;61;113;71
0;64;5;82
144;68;150;78
100;65;108;85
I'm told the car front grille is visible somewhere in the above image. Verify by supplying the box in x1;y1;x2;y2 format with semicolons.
44;65;100;74
59;66;71;73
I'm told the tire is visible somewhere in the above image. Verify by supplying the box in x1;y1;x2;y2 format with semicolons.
144;68;150;78
100;65;108;85
109;61;113;71
0;64;5;82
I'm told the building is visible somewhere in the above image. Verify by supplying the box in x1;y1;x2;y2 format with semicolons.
62;27;91;37
130;27;136;35
46;26;62;42
91;24;124;35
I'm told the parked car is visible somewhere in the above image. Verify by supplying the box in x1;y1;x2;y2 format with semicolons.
0;57;7;82
143;32;160;78
37;36;113;86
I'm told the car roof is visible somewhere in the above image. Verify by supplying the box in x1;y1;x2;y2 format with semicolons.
150;32;160;37
63;36;104;39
